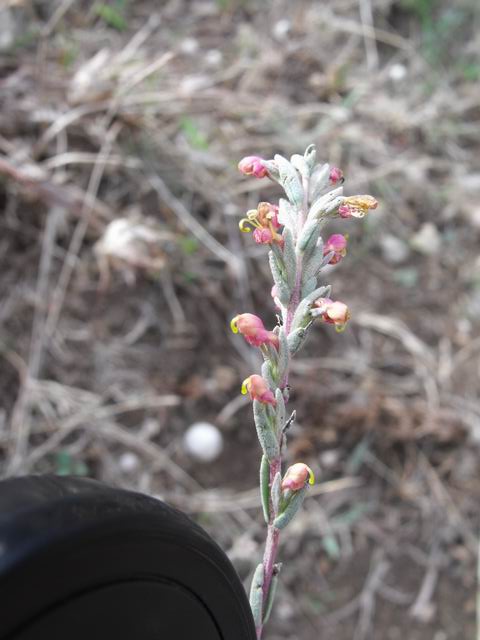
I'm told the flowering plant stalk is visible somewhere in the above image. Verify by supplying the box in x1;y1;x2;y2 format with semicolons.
233;146;377;638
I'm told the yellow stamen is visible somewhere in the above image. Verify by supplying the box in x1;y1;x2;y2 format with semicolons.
241;378;250;395
230;316;239;333
308;469;315;485
239;219;253;232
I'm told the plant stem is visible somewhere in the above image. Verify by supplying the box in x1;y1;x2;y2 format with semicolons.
256;176;310;639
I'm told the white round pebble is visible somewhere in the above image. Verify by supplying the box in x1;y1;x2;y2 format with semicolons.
389;63;407;81
183;422;224;463
119;452;140;473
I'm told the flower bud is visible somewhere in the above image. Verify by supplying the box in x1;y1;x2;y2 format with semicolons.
324;233;347;264
238;155;268;178
329;167;344;184
230;313;279;348
281;463;315;491
312;298;350;332
241;374;276;406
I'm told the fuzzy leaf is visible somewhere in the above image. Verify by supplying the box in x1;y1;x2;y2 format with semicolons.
302;241;331;284
261;360;277;388
290;154;309;179
308;188;344;222
304;144;316;171
249;563;265;628
301;276;317;299
260;455;270;524
274;388;286;434
309;163;331;202
274;154;304;207
263;566;281;624
291;285;330;331
277;198;297;233
271;472;282;516
273;486;308;530
287;327;308;355
253;400;280;462
297;220;320;254
282;228;297;288
268;251;291;305
276;328;289;382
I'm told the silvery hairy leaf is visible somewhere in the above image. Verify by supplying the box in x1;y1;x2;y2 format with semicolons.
249;563;265;628
274;154;304;207
276;329;289;382
261;360;277;389
263;160;279;179
282;228;296;288
260;455;270;524
301;276;317;299
291;285;330;331
269;250;291;305
290;154;309;179
254;400;280;462
302;249;334;285
263;569;280;624
309;163;331;202
271;472;282;516
304;144;316;171
275;388;286;434
287;327;308;355
297;219;320;253
277;198;297;233
308;188;344;222
273;486;308;530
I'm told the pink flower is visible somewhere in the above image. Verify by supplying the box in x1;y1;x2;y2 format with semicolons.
339;195;378;219
329;167;344;184
239;202;283;246
253;227;274;244
241;374;276;406
238;156;268;178
281;463;315;491
323;233;347;264
313;298;350;332
230;313;279;349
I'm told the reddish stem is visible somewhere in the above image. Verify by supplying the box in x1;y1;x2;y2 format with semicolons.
256;176;310;639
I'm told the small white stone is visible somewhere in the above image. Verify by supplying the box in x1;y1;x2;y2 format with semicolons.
119;452;140;473
411;223;442;255
379;234;410;264
272;19;290;41
320;449;340;469
180;38;199;55
183;422;223;463
389;63;407;81
205;49;222;66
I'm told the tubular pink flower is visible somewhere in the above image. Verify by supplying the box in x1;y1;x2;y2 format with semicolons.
329;167;344;184
238;155;268;178
339;195;378;219
281;463;315;491
324;233;348;264
241;374;276;406
239;202;283;246
313;298;350;332
230;313;279;349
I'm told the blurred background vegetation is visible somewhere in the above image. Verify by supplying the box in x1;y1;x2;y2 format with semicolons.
1;0;479;638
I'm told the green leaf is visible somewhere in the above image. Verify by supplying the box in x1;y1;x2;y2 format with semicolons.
260;456;270;524
180;117;209;150
94;3;127;31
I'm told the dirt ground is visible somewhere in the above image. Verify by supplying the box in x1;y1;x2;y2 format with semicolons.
1;1;480;638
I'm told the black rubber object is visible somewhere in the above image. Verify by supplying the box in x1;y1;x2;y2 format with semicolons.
0;475;256;640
